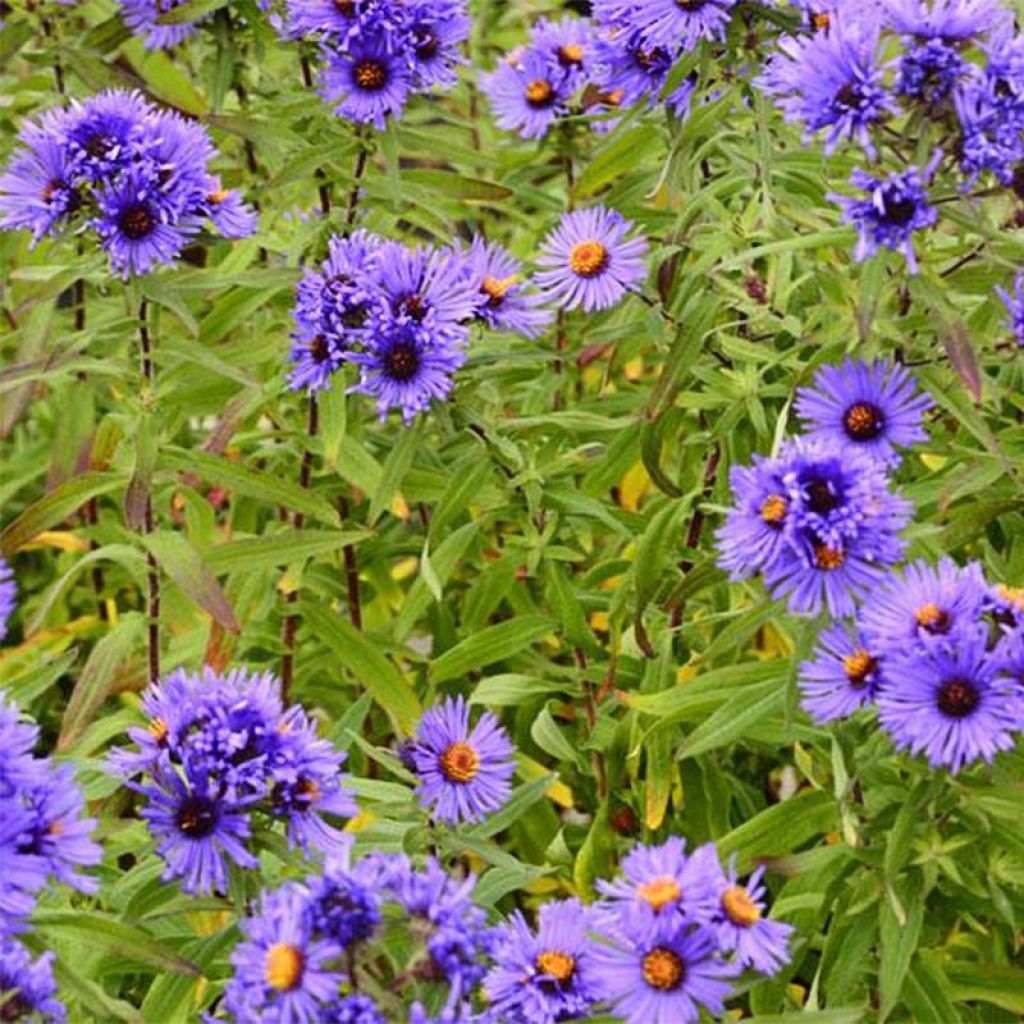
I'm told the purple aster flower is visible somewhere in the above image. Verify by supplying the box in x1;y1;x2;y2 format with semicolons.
308;849;382;947
403;0;470;89
139;763;258;894
484;899;600;1024
710;863;793;977
829;162;939;273
0;937;67;1024
597;837;720;934
880;0;1011;41
799;622;885;722
480;48;569;140
320;37;414;129
462;237;553;338
794;357;932;464
284;0;406;47
117;0;202;49
289;332;347;393
0;559;15;642
593;0;737;53
857;557;988;649
986;582;1024;631
203;181;259;238
409;695;515;823
591;34;674;110
535;206;649;313
0;698;39;795
529;16;600;94
92;169;196;278
63;90;151;182
322;994;386;1024
0;123;81;245
347;327;465;423
877;625;1024;772
954;82;1024;187
996;272;1024;346
592;918;739;1024
895;38;968;107
756;19;897;157
716;455;794;578
223;882;345;1022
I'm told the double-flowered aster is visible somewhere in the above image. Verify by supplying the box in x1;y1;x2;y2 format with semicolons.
0;558;15;642
288;230;550;421
997;273;1024;346
0;937;67;1023
0;90;256;277
408;695;515;824
284;0;469;126
107;666;357;894
114;0;272;49
0;695;101;936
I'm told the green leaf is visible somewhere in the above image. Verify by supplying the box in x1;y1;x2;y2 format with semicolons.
430;615;555;683
878;878;924;1020
717;790;837;870
945;962;1024;1014
676;678;786;759
155;0;229;22
368;421;420;524
202;529;369;574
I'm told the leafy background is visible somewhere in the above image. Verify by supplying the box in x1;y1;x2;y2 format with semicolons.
2;0;1024;1020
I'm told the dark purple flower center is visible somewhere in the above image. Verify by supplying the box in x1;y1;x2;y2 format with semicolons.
0;994;31;1022
176;795;218;838
354;60;388;92
383;341;421;382
834;82;863;111
1011;163;1024;200
118;203;156;241
414;28;440;59
881;195;917;227
805;478;839;514
310;334;330;363
844;401;885;440
400;293;428;321
676;0;710;9
84;132;110;159
634;47;666;72
936;677;979;718
334;0;356;16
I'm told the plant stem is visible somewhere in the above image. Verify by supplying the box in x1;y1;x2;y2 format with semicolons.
299;55;332;217
344;144;368;235
138;298;160;683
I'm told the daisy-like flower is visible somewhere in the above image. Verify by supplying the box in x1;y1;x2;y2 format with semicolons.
0;937;67;1023
592;34;674;111
597;837;720;932
857;557;988;648
462;237;553;338
0;127;81;246
484;899;600;1024
480;48;569;140
715;456;793;579
996;272;1024;347
347;328;465;423
794;357;932;464
953;83;1023;187
535;206;649;313
139;763;258;894
0;559;15;642
62;89;151;182
308;849;382;947
880;0;1011;41
402;0;470;90
289;332;347;393
409;695;515;824
529;16;599;94
877;626;1024;773
829;162;940;273
799;622;885;722
320;37;414;129
895;38;968;107
223;882;346;1022
756;18;896;158
710;862;793;977
592;919;739;1024
117;0;202;49
322;994;386;1023
594;0;737;53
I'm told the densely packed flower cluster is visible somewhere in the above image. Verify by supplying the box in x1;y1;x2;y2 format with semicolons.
0;557;15;642
115;0;270;49
0;89;255;277
107;667;356;893
0;695;101;1021
717;357;929;617
213;834;790;1024
287;210;647;419
281;0;470;127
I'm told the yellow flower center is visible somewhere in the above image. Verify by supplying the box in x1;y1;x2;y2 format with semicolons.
760;494;787;526
914;602;948;632
525;79;553;106
149;717;169;743
641;947;685;991
209;189;228;205
842;649;876;687
264;943;304;992
636;876;681;911
997;584;1024;610
814;543;845;570
568;240;609;278
480;274;518;307
558;43;585;65
812;11;831;29
536;950;576;983
721;885;761;927
439;741;480;783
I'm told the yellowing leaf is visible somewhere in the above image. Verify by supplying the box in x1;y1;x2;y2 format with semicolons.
391;493;410;521
624;356;644;381
618;460;651;512
24;531;90;553
391;556;419;581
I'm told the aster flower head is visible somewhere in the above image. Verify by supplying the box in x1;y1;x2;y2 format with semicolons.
322;994;387;1023
0;937;67;1024
711;863;793;976
592;34;675;110
402;0;470;89
996;272;1024;346
308;850;382;947
63;89;151;181
320;36;415;129
799;622;885;722
795;357;932;464
592;917;740;1024
529;16;600;94
756;18;896;158
535;206;649;313
953;83;1024;187
484;899;600;1024
462;237;553;338
880;0;1012;41
410;695;515;823
857;557;988;649
0;559;15;642
877;625;1024;772
896;38;968;107
117;0;202;49
595;0;737;53
830;160;940;273
224;882;346;1022
481;47;570;140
